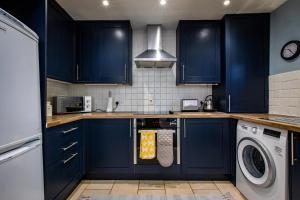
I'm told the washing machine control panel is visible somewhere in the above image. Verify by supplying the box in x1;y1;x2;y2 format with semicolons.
251;127;258;134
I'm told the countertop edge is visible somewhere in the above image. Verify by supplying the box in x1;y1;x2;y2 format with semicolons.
46;113;300;133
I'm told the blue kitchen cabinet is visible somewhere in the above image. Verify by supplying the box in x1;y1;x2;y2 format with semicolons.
181;119;231;179
213;14;269;113
47;0;75;82
44;121;84;200
85;119;133;179
176;21;221;84
290;133;300;200
76;21;132;84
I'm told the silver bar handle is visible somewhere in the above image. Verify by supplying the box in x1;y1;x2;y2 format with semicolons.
125;64;127;81
129;119;132;138
182;65;185;81
177;118;181;165
76;64;79;81
133;119;137;165
61;141;78;151
228;94;231;113
63;153;78;164
183;119;187;138
291;132;295;166
62;127;78;135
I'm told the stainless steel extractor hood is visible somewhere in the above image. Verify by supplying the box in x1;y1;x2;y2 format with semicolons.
134;25;177;68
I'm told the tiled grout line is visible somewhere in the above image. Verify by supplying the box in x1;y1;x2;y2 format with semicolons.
214;182;223;195
214;181;225;195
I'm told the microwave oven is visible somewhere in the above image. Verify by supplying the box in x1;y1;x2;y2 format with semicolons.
53;96;92;114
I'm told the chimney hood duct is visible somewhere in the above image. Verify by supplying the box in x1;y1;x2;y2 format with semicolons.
134;25;177;68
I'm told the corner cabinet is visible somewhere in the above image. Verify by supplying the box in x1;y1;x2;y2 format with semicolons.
176;21;221;84
85;119;133;179
76;21;132;84
181;119;231;179
44;121;84;200
290;132;300;200
47;0;75;82
213;14;269;113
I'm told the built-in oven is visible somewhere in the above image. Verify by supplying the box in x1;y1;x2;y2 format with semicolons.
133;118;180;166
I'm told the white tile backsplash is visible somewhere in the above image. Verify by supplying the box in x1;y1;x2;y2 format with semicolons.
269;69;300;117
47;29;212;112
47;79;70;101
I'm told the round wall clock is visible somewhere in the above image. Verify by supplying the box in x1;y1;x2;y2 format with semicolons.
281;40;300;61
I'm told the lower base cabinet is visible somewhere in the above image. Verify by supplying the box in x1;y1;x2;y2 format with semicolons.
44;118;236;199
181;119;232;179
85;119;133;179
44;121;84;200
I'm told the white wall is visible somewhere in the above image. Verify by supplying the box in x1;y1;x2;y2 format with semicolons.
47;29;212;112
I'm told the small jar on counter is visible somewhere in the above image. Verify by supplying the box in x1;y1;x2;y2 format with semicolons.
47;101;52;117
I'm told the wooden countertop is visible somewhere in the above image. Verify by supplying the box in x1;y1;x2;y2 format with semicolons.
46;112;230;128
46;112;300;133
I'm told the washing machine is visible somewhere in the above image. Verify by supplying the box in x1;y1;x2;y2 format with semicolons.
236;120;288;200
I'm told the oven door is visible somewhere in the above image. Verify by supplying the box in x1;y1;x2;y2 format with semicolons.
133;120;180;166
135;128;177;165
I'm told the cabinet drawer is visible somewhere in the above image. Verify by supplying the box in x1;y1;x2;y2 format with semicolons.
45;149;80;200
45;122;81;166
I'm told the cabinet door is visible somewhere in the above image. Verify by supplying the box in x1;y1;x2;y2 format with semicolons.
44;121;83;200
182;119;230;178
100;27;128;83
77;23;102;82
291;133;300;200
47;1;75;82
179;22;220;84
86;119;133;178
77;23;130;84
226;14;269;113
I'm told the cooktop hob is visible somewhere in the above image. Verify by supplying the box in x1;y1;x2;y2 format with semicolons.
134;111;174;115
260;116;300;126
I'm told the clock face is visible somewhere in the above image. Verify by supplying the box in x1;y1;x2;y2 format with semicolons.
281;41;300;60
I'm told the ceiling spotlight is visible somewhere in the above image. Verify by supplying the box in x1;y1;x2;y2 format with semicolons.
102;0;110;7
223;0;231;6
160;0;167;6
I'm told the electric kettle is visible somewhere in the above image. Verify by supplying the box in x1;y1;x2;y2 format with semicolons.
202;95;216;112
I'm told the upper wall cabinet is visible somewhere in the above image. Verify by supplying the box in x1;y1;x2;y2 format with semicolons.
176;21;221;84
76;21;132;84
47;0;75;83
212;14;270;113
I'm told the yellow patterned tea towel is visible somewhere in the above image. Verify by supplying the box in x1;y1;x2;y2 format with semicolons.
139;130;156;159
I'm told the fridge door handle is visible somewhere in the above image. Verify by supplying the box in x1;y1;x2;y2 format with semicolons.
0;140;41;165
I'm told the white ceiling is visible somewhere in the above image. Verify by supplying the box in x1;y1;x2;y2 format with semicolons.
56;0;287;29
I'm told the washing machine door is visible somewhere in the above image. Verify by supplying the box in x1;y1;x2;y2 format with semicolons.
237;137;276;188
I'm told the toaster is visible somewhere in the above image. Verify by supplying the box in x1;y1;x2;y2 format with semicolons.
181;99;200;112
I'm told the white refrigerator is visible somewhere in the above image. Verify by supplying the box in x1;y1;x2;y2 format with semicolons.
0;9;44;200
